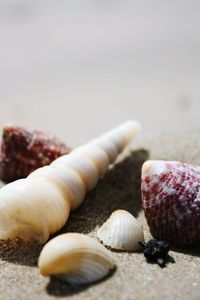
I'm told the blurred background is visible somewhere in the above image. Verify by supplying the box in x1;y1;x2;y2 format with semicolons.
0;0;200;146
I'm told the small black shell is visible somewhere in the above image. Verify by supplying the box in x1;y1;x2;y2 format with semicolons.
140;239;175;268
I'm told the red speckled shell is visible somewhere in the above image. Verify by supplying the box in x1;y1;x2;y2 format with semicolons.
141;160;200;247
0;125;70;183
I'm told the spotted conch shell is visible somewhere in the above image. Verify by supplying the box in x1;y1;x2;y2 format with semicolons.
0;120;141;244
38;233;115;285
97;210;144;251
141;160;200;247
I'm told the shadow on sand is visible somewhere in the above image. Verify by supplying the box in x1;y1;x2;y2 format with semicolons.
0;148;200;297
0;149;149;267
0;149;148;296
46;268;116;297
62;149;149;234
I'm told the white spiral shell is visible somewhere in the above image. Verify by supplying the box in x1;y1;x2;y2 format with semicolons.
0;120;141;243
97;210;144;251
38;233;115;285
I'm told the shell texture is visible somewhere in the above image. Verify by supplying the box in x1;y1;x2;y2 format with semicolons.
97;210;144;251
141;160;200;247
38;233;115;285
0;120;141;243
0;124;70;183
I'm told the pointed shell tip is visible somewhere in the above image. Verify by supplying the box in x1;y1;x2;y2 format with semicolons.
142;160;154;176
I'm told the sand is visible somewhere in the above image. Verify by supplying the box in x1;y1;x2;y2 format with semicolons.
0;131;199;300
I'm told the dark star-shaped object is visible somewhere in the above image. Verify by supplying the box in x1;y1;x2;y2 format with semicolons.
139;239;175;268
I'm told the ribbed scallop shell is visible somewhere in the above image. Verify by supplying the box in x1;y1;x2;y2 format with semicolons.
38;233;115;285
97;210;144;251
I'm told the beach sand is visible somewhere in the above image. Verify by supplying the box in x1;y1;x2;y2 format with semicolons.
0;131;199;300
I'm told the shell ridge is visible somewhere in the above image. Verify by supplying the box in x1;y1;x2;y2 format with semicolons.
97;210;144;251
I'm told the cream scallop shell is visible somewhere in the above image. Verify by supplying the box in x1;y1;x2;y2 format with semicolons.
97;210;144;251
38;233;115;285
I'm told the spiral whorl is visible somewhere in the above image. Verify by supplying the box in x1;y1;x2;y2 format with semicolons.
0;120;141;243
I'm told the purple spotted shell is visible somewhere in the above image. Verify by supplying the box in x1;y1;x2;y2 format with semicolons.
141;160;200;247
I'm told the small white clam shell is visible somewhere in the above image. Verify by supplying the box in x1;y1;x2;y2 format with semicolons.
97;210;144;251
38;233;115;285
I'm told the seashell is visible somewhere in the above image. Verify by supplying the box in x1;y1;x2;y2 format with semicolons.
0;124;70;183
141;160;200;247
0;120;141;243
51;153;99;191
38;233;115;285
97;210;144;251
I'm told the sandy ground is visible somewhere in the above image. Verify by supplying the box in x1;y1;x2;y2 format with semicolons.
0;132;199;300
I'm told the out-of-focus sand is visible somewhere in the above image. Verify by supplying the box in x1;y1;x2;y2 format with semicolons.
0;1;200;146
